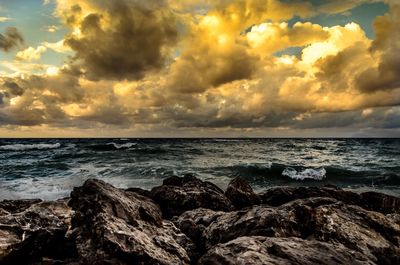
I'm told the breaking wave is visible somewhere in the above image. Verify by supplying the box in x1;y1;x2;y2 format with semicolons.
282;167;326;181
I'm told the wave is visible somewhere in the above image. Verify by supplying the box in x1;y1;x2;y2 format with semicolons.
215;162;382;183
282;167;326;181
0;143;61;151
87;143;166;154
88;142;136;151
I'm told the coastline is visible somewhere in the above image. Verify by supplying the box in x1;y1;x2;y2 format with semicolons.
1;175;400;264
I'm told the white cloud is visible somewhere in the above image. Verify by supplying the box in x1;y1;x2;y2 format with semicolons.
16;46;47;62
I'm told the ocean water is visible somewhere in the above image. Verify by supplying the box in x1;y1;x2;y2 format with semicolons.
0;138;399;200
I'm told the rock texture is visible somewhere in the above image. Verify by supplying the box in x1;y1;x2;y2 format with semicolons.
1;176;400;264
68;179;192;265
261;186;400;214
151;174;234;219
198;236;373;265
0;199;74;265
224;177;261;209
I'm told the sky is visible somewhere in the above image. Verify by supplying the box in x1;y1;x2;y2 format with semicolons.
0;0;399;138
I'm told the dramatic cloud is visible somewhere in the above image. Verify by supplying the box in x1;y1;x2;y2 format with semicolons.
57;0;178;81
0;27;23;52
0;0;399;136
356;1;400;92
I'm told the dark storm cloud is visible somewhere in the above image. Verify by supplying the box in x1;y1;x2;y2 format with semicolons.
0;27;23;52
2;81;24;96
356;3;400;92
64;0;178;81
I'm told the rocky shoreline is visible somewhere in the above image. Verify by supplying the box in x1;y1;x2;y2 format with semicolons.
1;175;400;264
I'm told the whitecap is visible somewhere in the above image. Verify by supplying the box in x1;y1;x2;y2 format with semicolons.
282;167;326;181
108;142;137;149
0;143;61;151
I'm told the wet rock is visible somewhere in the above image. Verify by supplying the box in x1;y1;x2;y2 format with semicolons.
225;177;261;209
151;175;234;219
198;236;374;265
0;199;74;265
69;179;192;265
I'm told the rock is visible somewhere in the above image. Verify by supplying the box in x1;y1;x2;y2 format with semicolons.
180;197;400;264
2;178;400;265
0;199;42;215
361;191;400;214
173;208;227;261
198;236;374;265
0;199;75;265
69;179;192;265
162;175;183;186
261;186;400;214
225;177;261;209
261;186;362;207
151;175;234;219
126;187;153;198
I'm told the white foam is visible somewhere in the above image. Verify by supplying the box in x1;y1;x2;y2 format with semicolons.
282;167;326;181
108;142;136;149
0;143;61;151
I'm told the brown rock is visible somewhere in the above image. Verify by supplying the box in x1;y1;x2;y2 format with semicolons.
69;179;192;265
0;199;74;264
151;175;234;219
198;236;374;265
225;177;261;209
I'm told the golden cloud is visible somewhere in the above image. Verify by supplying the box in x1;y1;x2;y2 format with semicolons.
0;0;399;135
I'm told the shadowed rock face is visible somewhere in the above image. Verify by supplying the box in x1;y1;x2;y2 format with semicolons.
224;177;261;209
261;186;400;214
68;179;192;265
198;236;374;265
0;199;75;265
1;176;400;264
151;174;234;219
175;197;400;264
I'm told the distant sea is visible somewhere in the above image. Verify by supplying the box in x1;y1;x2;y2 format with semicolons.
0;138;399;200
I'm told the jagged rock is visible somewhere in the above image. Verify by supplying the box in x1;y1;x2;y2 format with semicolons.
177;197;400;264
261;186;400;214
0;199;42;215
361;191;400;214
261;186;362;207
0;199;74;265
198;236;374;265
173;208;227;261
151;175;234;219
69;179;192;265
126;187;153;198
225;177;261;209
1;176;400;265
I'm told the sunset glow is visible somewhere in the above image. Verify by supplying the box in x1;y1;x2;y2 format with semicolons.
0;0;399;137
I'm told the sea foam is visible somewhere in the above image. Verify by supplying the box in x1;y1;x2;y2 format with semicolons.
0;143;61;151
282;167;327;181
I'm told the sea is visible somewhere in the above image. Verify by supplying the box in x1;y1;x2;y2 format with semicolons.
0;138;399;200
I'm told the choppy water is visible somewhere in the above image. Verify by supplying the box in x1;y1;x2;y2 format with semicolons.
0;138;399;200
